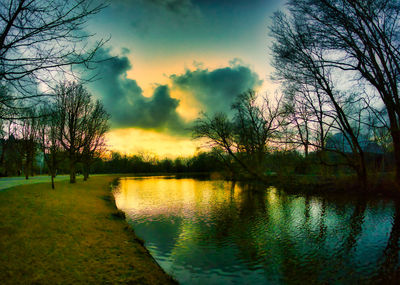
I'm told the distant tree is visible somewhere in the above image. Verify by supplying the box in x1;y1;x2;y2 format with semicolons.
56;81;97;183
235;91;284;172
159;158;174;173
38;107;64;189
174;158;186;173
0;0;107;117
2;133;22;176
0;120;15;176
186;151;222;173
0;116;6;174
14;109;39;179
81;100;110;181
193;90;284;180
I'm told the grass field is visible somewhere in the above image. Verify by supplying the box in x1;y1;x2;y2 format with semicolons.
0;175;176;284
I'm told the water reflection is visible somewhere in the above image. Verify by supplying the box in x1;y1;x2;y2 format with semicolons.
113;176;400;284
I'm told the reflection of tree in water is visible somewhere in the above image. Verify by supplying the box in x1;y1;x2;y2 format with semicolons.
206;183;269;255
376;201;400;282
191;182;274;271
232;184;271;267
343;200;367;253
317;198;327;242
194;185;336;282
123;178;400;283
201;183;319;281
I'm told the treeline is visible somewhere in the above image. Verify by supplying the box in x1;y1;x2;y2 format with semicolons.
90;151;221;174
0;82;109;188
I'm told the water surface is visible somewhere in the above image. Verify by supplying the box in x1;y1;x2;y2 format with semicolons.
113;176;400;284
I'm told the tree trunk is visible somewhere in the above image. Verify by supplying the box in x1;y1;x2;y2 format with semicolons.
354;145;367;189
70;161;76;183
25;158;29;180
304;143;309;158
356;163;367;189
0;140;5;176
83;163;89;181
391;129;400;186
51;174;55;189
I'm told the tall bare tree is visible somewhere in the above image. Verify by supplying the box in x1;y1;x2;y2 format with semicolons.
38;107;63;189
56;81;90;183
271;11;369;186
81;100;109;181
56;81;109;183
0;0;107;118
14;109;39;179
282;0;400;183
232;91;284;175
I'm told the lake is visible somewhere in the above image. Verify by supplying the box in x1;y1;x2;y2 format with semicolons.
112;176;400;284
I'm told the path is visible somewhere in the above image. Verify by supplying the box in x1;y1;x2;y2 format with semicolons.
0;175;70;191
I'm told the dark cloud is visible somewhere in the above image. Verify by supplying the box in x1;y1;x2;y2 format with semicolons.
87;48;187;134
87;49;262;135
170;61;262;115
125;0;201;38
145;0;196;15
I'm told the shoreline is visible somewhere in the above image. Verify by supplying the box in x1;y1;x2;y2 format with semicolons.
108;177;178;283
0;175;177;284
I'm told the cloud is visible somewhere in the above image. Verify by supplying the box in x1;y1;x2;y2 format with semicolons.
145;0;196;15
109;0;202;37
87;48;262;135
170;61;263;115
87;48;187;134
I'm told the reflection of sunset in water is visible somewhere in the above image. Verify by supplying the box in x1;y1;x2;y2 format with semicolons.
115;177;242;218
113;176;399;284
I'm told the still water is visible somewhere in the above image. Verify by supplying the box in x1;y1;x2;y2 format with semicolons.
113;176;400;284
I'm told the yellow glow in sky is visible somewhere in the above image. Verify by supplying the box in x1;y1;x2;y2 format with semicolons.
106;128;202;158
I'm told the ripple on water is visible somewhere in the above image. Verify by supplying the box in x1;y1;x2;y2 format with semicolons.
113;177;400;284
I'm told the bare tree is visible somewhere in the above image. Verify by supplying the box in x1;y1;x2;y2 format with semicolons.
283;86;315;157
193;90;284;180
56;81;109;183
56;81;90;183
271;11;369;186
283;0;400;183
81;99;109;181
38;107;63;189
232;91;284;175
14;109;39;179
0;0;107;117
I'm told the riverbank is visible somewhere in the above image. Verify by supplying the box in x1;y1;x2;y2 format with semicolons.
237;172;400;198
0;175;176;284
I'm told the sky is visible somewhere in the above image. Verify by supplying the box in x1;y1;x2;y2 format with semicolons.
85;0;285;158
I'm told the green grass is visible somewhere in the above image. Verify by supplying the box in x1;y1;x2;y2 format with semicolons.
0;175;176;284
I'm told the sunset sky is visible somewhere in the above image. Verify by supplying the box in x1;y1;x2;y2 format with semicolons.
85;0;284;157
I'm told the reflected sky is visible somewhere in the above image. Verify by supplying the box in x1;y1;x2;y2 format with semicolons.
113;177;399;284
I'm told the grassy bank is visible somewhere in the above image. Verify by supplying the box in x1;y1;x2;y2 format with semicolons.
251;172;400;198
0;175;176;284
